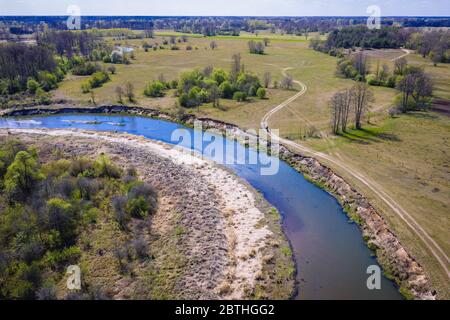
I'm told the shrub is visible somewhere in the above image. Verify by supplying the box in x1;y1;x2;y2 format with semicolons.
88;71;110;89
72;62;101;76
38;71;58;91
36;87;52;104
169;79;178;89
132;238;148;259
367;74;381;86
36;286;57;300
219;81;234;99
144;81;166;97
236;73;261;96
256;87;266;99
126;196;149;219
27;78;40;94
233;91;247;102
211;68;228;85
93;155;122;179
81;82;91;94
112;195;130;229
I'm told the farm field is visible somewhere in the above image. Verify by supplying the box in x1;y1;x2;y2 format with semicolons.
52;32;450;298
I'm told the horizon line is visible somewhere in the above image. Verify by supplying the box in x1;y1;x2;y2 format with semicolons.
1;15;450;18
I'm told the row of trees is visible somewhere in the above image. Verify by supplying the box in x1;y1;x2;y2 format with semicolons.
0;43;60;95
0;139;157;299
406;30;450;65
3;16;449;37
336;52;433;112
311;26;449;66
330;82;374;134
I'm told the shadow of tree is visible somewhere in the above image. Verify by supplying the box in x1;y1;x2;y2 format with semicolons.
340;127;401;145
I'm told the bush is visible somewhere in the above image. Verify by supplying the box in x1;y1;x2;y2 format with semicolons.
132;238;148;259
93;155;122;179
144;81;166;97
38;71;58;91
112;195;130;229
219;81;234;99
72;62;101;76
126;196;149;219
88;71;110;89
236;73;261;96
27;78;40;94
36;87;52;104
256;87;266;99
233;91;247;102
367;74;382;86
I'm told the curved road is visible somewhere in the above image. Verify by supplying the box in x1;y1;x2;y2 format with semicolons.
261;69;450;280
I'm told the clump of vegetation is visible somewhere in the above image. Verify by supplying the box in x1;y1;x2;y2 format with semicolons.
0;139;157;299
248;40;265;54
144;81;167;98
81;71;111;93
176;55;265;108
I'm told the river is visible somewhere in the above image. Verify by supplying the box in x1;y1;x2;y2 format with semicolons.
0;114;402;300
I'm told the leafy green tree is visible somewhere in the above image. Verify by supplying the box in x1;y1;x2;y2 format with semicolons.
38;71;58;91
219;81;234;99
233;91;247;102
236;73;261;96
26;78;40;94
4;151;44;200
256;87;266;99
211;68;228;85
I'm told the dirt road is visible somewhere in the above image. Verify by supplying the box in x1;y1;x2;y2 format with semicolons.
261;72;450;281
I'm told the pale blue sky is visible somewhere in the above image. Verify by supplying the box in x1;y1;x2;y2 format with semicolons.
0;0;449;16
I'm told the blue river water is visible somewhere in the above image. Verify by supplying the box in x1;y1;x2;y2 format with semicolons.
0;114;402;300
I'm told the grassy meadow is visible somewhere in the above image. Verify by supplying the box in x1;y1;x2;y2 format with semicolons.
53;31;450;297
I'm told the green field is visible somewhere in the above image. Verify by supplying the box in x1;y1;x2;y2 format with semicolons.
53;33;450;298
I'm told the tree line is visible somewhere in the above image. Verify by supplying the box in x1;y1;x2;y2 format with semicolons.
311;26;450;65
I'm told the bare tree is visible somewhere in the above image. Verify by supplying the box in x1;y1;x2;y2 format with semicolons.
330;92;343;134
115;86;124;104
352;52;369;80
281;74;294;90
399;67;433;111
340;89;353;132
90;91;96;106
125;82;135;103
202;65;213;77
210;84;220;108
394;57;408;75
263;38;270;46
412;72;433;109
210;41;218;50
330;89;353;134
248;41;265;54
230;53;242;81
263;72;271;88
351;82;373;129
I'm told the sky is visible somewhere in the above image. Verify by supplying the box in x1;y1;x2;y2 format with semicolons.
0;0;449;17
